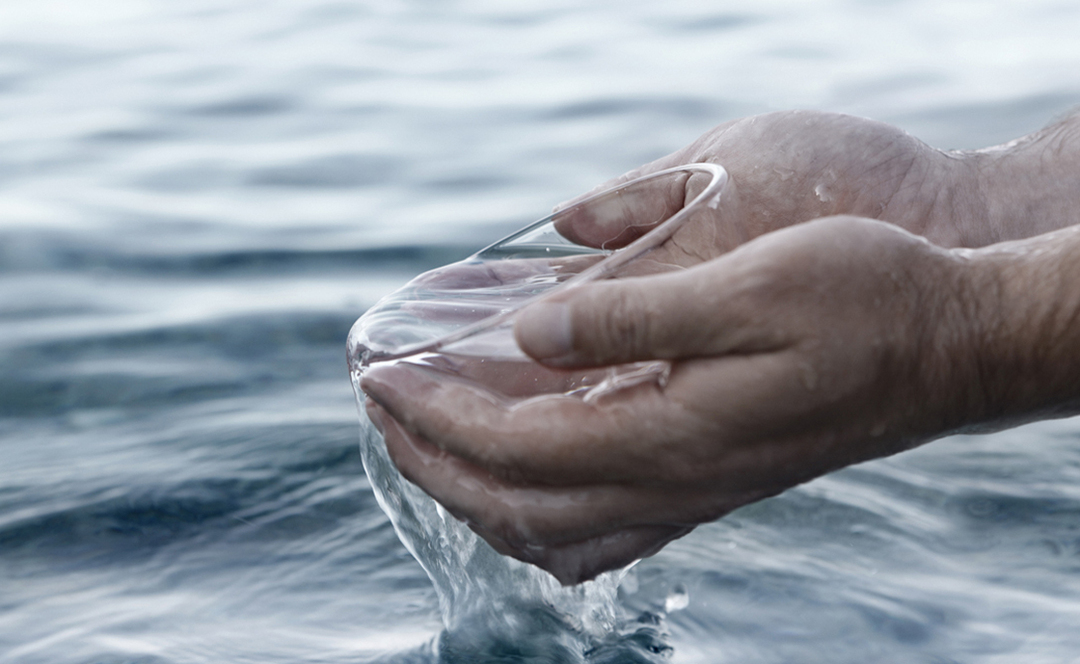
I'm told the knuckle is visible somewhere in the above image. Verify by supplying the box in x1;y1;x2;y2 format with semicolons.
593;286;653;361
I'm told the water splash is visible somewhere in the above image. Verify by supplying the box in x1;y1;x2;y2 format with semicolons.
353;380;675;663
346;263;675;660
663;584;689;613
345;165;728;660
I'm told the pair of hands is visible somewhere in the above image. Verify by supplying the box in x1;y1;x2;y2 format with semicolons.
362;110;1014;585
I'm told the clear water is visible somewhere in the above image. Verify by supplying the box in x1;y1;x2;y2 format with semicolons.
345;222;690;662
4;1;1080;662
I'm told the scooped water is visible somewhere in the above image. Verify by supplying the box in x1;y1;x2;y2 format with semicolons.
353;405;669;663
347;251;680;662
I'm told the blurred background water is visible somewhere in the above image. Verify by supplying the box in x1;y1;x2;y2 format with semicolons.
3;0;1080;662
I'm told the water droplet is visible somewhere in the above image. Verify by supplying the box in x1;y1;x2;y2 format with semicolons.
814;182;833;203
664;584;689;613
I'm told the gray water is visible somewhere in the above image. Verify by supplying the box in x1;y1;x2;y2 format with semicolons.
4;1;1080;662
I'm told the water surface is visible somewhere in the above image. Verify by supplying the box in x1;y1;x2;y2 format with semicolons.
3;1;1080;662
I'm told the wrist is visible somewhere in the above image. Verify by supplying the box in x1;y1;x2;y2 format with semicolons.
965;116;1080;245
946;227;1080;432
917;149;993;249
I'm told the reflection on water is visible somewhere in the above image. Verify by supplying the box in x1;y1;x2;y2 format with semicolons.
3;0;1080;662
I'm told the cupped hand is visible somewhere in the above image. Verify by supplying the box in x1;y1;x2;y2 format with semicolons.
553;110;985;259
361;216;985;584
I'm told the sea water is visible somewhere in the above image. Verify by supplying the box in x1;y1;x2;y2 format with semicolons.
5;0;1080;662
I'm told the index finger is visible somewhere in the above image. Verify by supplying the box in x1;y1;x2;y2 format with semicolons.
367;398;705;547
361;361;677;486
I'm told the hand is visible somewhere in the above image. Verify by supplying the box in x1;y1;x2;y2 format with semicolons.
361;111;1080;584
552;110;986;257
361;216;984;584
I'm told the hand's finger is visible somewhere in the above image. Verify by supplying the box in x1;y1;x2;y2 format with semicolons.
378;410;693;584
411;353;602;398
475;521;693;586
552;170;690;250
370;398;710;545
362;349;810;493
365;355;810;536
551;150;732;251
372;348;817;485
526;524;693;585
513;257;790;368
361;362;676;485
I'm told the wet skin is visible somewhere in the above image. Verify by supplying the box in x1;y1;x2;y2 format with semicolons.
363;110;1080;584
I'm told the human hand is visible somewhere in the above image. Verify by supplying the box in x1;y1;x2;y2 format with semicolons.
359;111;1080;584
551;110;987;257
361;216;986;584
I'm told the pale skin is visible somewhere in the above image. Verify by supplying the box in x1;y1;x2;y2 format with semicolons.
362;110;1080;585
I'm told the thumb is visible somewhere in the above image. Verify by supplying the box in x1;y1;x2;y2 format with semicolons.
553;150;686;213
552;160;713;250
514;268;730;367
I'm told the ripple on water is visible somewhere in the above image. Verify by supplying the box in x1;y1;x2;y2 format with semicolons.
4;0;1080;661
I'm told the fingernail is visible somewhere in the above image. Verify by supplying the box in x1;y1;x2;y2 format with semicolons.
516;300;573;361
